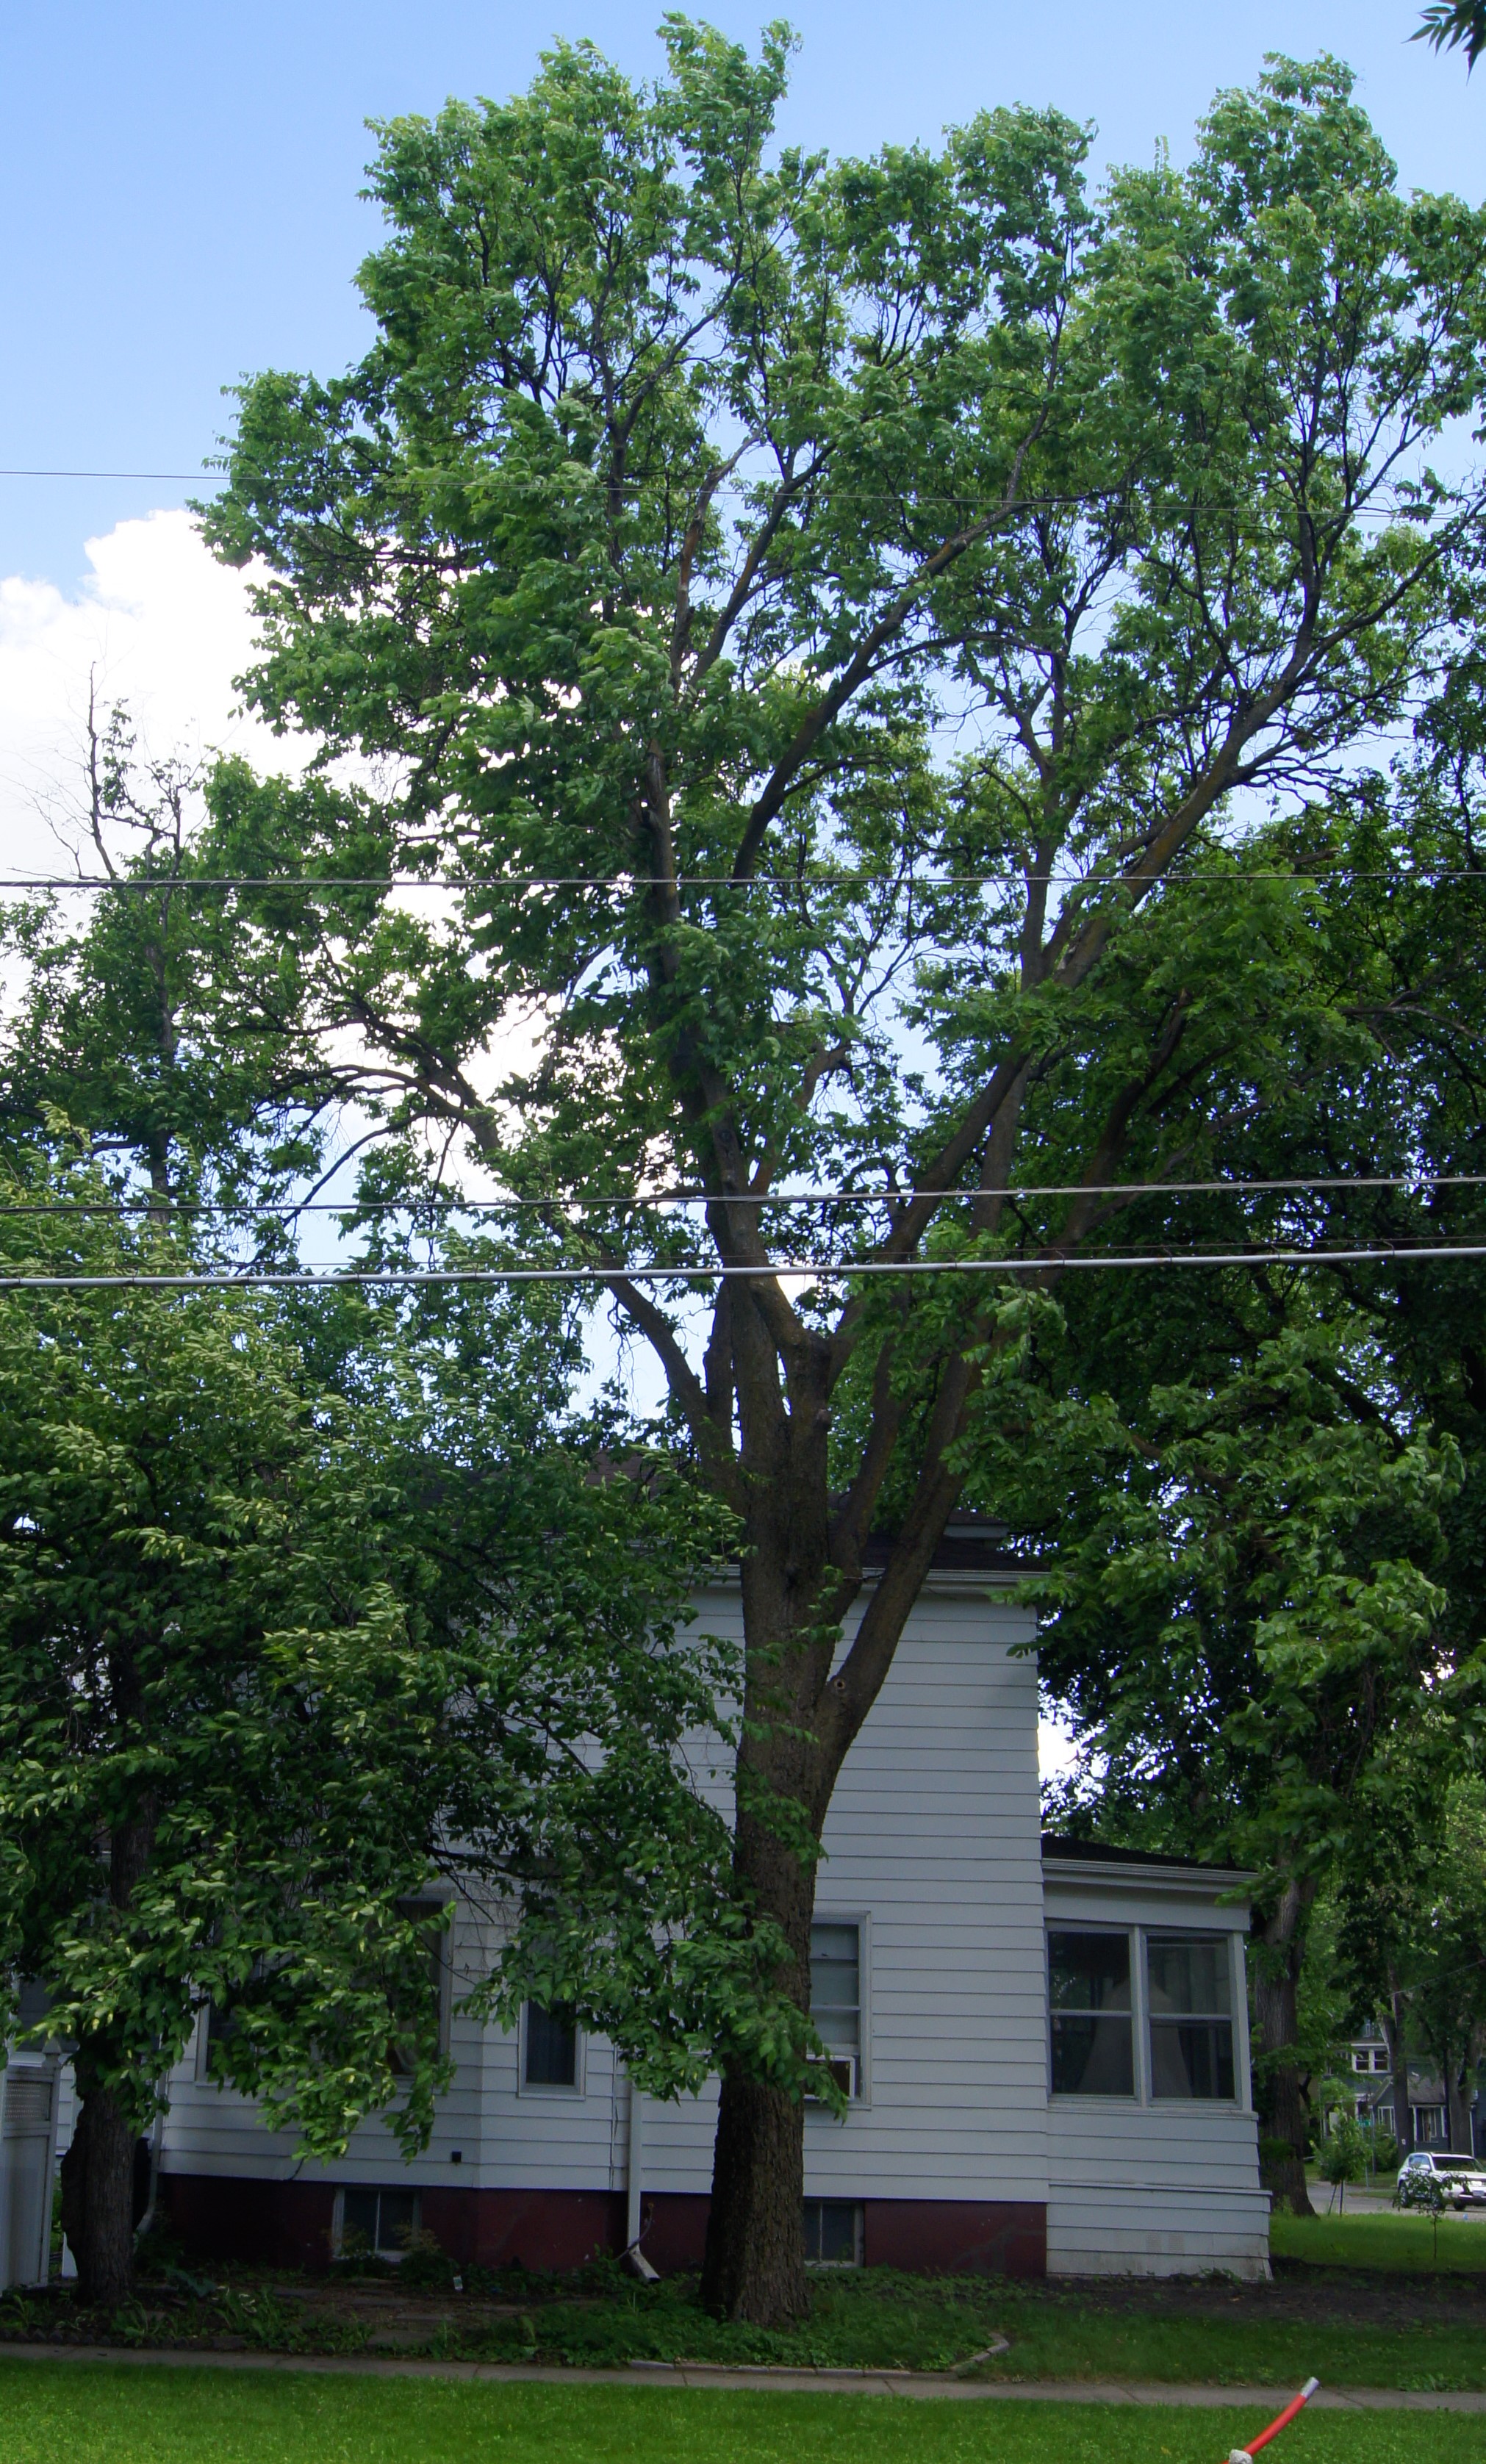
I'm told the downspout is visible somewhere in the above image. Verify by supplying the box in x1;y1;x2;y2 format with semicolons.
623;2073;656;2278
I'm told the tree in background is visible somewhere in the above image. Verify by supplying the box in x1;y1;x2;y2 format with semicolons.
193;31;1486;2316
1338;1775;1486;2158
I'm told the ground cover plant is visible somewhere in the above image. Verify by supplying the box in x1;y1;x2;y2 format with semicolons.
0;2365;1480;2464
5;2252;1486;2391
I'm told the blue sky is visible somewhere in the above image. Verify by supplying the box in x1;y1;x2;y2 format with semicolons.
1;0;1483;592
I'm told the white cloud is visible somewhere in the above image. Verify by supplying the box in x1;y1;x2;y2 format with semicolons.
0;509;281;874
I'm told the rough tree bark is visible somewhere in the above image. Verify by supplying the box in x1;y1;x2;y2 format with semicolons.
58;1796;156;2306
57;2048;138;2307
1253;1879;1317;2217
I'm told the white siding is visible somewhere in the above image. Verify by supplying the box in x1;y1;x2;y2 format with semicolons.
1042;1860;1268;2277
145;1568;1268;2278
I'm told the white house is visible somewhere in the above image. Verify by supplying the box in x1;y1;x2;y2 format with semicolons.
90;1523;1270;2282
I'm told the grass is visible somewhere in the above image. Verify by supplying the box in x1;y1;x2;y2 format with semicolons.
1272;2210;1486;2274
9;2260;1485;2393
0;2363;1481;2464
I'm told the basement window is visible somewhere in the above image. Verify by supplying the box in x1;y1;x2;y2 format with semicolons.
338;2186;420;2258
803;2199;863;2265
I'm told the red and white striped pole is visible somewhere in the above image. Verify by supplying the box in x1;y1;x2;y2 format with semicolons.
1226;2378;1321;2462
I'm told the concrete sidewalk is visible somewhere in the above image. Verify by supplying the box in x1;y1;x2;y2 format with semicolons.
0;2343;1483;2410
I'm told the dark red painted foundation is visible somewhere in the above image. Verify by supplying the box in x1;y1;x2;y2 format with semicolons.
160;2175;1046;2279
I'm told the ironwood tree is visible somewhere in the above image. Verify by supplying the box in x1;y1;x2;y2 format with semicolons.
196;29;1486;2319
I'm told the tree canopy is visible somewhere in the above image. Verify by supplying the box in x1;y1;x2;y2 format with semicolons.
159;28;1486;2317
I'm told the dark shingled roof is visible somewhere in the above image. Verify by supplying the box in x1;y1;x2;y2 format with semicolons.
1041;1834;1249;1879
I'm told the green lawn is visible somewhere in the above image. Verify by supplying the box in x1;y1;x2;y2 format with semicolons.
0;2364;1479;2464
1271;2210;1486;2274
11;2245;1486;2393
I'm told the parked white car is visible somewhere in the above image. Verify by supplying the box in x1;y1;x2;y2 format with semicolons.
1396;2151;1486;2208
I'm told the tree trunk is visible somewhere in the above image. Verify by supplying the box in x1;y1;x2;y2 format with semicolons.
1447;2041;1476;2155
1253;1881;1316;2217
700;1779;817;2324
701;2069;808;2322
1382;1983;1413;2160
58;2055;137;2307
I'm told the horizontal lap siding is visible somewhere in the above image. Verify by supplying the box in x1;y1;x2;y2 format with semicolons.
1047;2183;1272;2278
157;1581;1052;2213
792;1590;1048;2205
1050;2102;1264;2192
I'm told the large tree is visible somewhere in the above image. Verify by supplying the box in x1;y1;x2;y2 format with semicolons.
196;32;1486;2317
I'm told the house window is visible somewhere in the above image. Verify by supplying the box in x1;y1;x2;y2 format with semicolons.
388;1898;451;2077
340;2185;420;2258
803;2198;863;2264
1047;1930;1135;2096
523;2001;579;2088
808;1920;861;2097
1146;1933;1235;2100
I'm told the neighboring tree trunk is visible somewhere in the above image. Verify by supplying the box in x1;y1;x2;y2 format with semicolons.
1253;1879;1317;2217
59;1792;157;2306
58;2047;137;2306
1382;1986;1415;2161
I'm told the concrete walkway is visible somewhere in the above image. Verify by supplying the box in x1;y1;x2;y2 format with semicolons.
0;2343;1483;2411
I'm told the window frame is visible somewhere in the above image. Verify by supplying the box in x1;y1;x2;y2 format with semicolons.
1046;1925;1138;2102
517;1998;586;2098
1142;1927;1241;2108
805;1909;871;2108
802;2197;864;2266
1045;1920;1249;2111
332;2184;423;2260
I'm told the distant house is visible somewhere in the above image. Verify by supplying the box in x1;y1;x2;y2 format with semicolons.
58;1526;1271;2280
1341;2022;1465;2152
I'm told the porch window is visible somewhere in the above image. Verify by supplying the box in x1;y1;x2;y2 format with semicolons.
1047;1930;1134;2096
1146;1933;1235;2100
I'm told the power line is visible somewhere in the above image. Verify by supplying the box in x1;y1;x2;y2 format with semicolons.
0;467;1445;522
2;1242;1483;1292
3;869;1482;896
7;1172;1486;1220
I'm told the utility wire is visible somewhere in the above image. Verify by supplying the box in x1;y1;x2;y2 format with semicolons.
0;468;1447;521
7;1173;1486;1220
3;1243;1485;1292
3;869;1482;895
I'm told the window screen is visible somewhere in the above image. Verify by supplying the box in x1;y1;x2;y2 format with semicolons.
803;2199;863;2263
809;1922;861;2053
524;2001;578;2087
1047;1930;1135;2096
1146;1933;1235;2100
